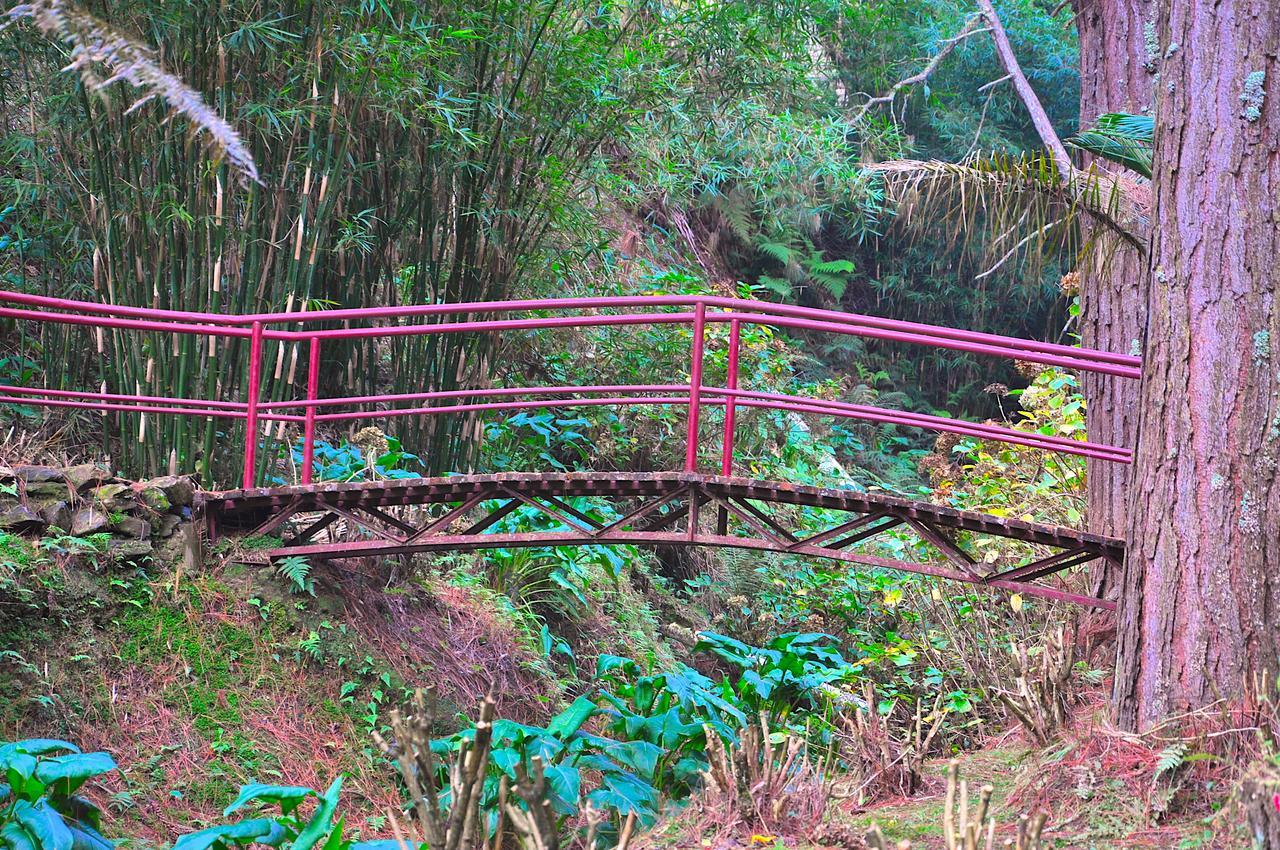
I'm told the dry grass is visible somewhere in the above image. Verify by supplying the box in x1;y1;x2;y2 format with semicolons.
334;569;553;724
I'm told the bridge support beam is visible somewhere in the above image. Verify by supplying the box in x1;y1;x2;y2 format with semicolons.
201;472;1122;610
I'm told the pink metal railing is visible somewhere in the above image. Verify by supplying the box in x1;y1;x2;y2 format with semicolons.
0;290;1140;488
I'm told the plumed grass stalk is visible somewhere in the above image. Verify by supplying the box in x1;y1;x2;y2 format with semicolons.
4;0;258;184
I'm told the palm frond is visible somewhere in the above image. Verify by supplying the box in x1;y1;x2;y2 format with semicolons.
865;151;1147;284
1068;112;1154;178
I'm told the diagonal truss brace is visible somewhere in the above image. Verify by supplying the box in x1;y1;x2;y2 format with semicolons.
203;473;1119;610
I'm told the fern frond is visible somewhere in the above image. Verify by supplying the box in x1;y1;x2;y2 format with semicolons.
756;274;792;299
807;272;848;299
1153;741;1187;781
757;240;794;265
711;190;756;244
8;0;259;184
276;555;314;596
806;258;855;275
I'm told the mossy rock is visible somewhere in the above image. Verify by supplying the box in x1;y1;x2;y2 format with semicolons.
13;465;65;484
71;506;111;536
35;499;72;531
24;481;71;500
107;538;152;563
64;462;114;492
112;515;152;539
155;513;182;538
93;483;136;509
138;486;172;513
0;503;44;532
141;475;196;508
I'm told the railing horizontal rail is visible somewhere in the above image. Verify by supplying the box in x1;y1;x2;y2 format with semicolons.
0;384;251;411
705;313;1137;379
0;291;1141;374
0;306;288;341
296;311;699;341
710;390;1129;463
710;388;1127;459
0;288;1139;488
301;395;699;423
257;384;691;410
0;394;283;421
0;379;1130;462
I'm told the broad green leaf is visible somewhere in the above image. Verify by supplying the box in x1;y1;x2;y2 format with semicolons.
546;696;596;740
66;822;113;850
1;820;38;850
223;784;317;817
289;776;342;850
2;742;79;758
34;754;116;796
3;753;38;784
12;800;72;850
172;819;288;850
541;764;581;814
594;655;636;678
602;741;662;779
319;816;344;850
490;749;520;778
586;771;659;823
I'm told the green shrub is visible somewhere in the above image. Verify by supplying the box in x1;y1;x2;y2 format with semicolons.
171;778;395;850
0;738;116;850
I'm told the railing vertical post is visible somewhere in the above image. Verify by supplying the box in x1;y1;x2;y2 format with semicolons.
242;320;264;489
684;302;707;472
721;318;741;476
301;335;321;486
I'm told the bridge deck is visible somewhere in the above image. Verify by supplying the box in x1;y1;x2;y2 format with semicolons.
199;472;1122;609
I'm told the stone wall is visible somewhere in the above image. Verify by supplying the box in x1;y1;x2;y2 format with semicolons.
0;463;196;560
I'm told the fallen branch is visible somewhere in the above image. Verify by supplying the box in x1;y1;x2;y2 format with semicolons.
975;0;1073;181
852;14;990;123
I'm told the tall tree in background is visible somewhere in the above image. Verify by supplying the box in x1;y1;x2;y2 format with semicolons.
1114;0;1279;729
1071;0;1151;546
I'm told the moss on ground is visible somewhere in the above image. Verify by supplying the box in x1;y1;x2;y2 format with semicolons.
835;746;1031;847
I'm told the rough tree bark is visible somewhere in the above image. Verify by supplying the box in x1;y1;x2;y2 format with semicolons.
1072;0;1153;550
1114;0;1280;729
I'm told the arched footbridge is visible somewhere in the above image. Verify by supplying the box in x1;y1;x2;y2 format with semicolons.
0;291;1138;609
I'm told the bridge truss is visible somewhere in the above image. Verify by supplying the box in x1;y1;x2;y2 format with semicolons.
202;472;1122;609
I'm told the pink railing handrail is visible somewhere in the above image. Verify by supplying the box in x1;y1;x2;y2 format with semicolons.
0;289;1140;487
0;290;1141;376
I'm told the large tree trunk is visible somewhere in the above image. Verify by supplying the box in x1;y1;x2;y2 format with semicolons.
1114;0;1280;729
1073;0;1152;552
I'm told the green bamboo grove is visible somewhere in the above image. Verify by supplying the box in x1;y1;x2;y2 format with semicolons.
1;0;694;483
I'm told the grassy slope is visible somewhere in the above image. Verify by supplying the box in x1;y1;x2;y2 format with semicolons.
0;532;570;845
831;745;1228;849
